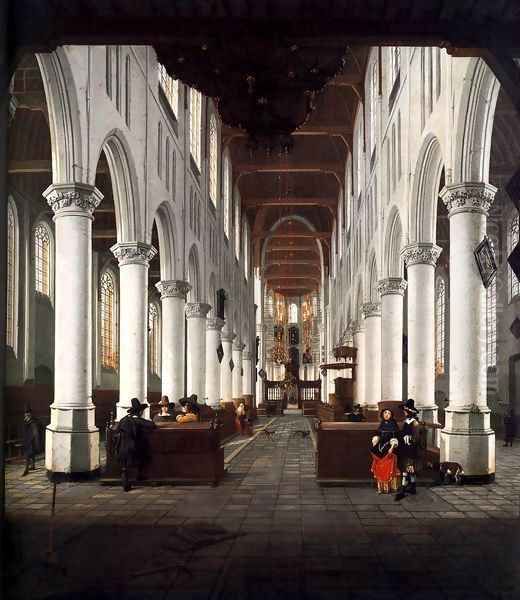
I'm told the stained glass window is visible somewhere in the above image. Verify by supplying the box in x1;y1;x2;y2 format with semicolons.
435;278;446;375
148;302;160;375
100;270;117;369
486;277;497;368
7;200;17;350
34;223;50;296
189;88;202;168
209;114;218;206
509;214;519;300
158;63;178;117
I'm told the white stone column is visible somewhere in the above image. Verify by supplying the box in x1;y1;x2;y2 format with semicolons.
352;320;366;407
155;280;191;403
186;302;211;402
243;350;253;395
232;341;244;401
402;243;442;426
43;183;103;477
362;302;382;412
205;317;225;407
439;182;497;481
112;241;157;420
378;278;407;402
220;329;235;403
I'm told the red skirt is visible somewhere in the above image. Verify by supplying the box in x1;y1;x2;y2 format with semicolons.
371;452;399;484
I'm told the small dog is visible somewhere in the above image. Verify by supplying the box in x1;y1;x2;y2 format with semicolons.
438;461;464;485
261;428;276;441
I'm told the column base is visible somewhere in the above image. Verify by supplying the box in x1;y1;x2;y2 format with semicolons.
45;427;100;476
45;403;100;476
440;407;495;479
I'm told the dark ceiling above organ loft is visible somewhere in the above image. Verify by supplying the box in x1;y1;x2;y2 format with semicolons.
8;0;520;296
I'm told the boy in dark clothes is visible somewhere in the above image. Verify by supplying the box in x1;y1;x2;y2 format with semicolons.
22;406;42;476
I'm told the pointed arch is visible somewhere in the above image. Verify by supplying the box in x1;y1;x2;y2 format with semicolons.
367;251;379;302
98;131;141;242
454;58;500;183
187;244;201;302
383;206;404;278
410;134;444;243
36;49;83;183
152;201;178;280
208;272;217;314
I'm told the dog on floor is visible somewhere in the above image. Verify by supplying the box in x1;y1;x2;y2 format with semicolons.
437;461;465;485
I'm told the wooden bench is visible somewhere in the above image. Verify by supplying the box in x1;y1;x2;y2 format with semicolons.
316;421;440;484
102;420;225;486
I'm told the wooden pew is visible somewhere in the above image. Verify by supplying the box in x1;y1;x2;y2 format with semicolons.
316;421;440;484
102;420;225;486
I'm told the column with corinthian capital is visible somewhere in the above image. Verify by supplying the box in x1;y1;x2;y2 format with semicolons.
43;183;103;477
362;302;381;415
439;182;497;481
232;341;245;403
155;280;191;404
378;277;407;402
351;320;366;407
242;350;253;396
402;243;442;429
220;329;235;403
112;241;157;419
185;302;211;402
205;317;225;407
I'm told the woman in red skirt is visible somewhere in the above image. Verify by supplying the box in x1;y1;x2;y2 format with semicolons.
370;409;400;494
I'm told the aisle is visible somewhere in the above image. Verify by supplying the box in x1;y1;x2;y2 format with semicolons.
4;415;520;599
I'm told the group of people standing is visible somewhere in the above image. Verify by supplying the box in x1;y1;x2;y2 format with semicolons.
369;399;421;501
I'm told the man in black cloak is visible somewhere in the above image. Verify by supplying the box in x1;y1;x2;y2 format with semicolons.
113;397;155;491
395;398;420;501
22;406;42;476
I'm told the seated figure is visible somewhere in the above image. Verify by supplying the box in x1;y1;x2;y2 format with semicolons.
176;398;200;423
153;396;175;423
347;404;365;422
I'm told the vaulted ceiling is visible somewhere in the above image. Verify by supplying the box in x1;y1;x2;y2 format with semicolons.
8;0;520;295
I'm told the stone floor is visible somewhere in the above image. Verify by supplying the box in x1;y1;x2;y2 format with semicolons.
4;415;520;599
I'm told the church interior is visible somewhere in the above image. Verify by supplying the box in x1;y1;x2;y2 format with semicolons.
2;2;520;599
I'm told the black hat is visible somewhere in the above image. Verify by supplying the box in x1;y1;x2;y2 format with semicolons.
127;397;148;415
179;397;188;407
402;398;419;416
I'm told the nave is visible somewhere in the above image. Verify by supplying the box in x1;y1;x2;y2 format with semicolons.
5;415;520;599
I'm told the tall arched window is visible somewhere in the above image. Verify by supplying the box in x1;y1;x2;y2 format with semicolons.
34;222;51;297
124;54;131;127
223;154;231;238
157;121;163;178
509;214;519;300
7;199;18;352
289;303;298;324
100;270;118;369
234;193;241;259
189;88;202;168
243;220;249;279
148;302;160;376
165;137;170;190
435;278;446;375
209;114;218;206
158;63;179;117
487;277;497;368
370;59;378;153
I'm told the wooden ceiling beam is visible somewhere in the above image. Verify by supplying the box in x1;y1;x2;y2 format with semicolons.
243;196;336;208
236;161;343;174
255;231;331;240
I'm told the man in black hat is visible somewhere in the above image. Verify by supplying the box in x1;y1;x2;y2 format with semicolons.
22;406;42;476
395;398;420;501
112;398;155;491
